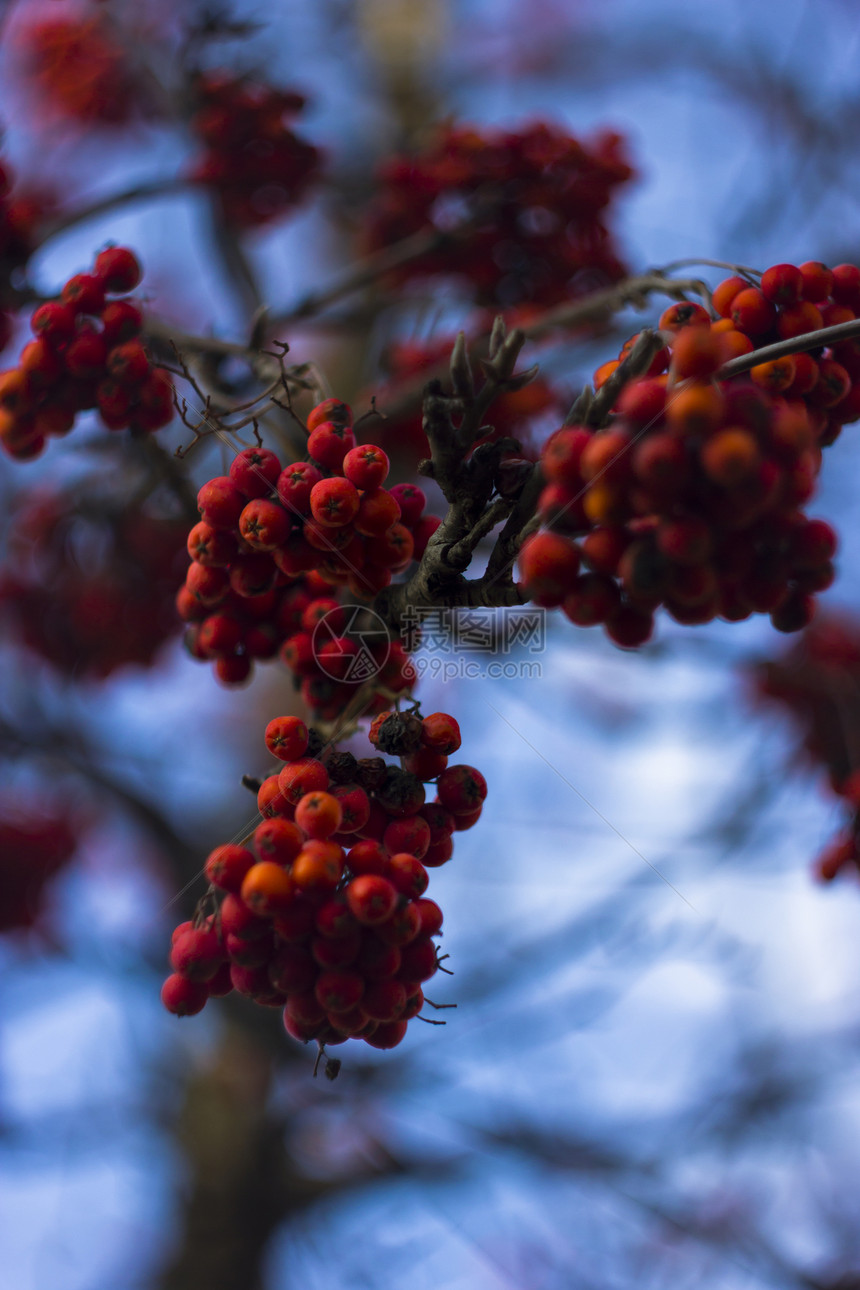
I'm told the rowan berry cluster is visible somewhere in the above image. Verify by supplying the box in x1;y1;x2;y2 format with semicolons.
519;265;857;646
372;336;562;466
0;487;186;678
366;122;633;307
0;247;172;460
0;804;78;933
16;13;142;126
162;711;486;1067
754;615;860;884
188;73;322;228
178;398;440;706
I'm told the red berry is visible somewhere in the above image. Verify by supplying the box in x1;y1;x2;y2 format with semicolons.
205;844;256;893
220;893;269;941
760;263;803;307
257;774;292;819
230;447;282;499
798;260;833;302
421;712;461;755
315;970;365;1013
518;532;580;608
66;331;108;377
278;758;330;805
264;715;309;761
830;264;860;310
310;476;361;527
415;898;443;937
730;288;776;336
346;874;398;925
31;301;77;344
343;443;390;490
254;818;305;865
363;1019;408;1049
383;815;431;860
397;936;439;983
161;973;208;1016
353;488;401;536
277;461;322;515
307;420;355;471
197;477;246;529
238;498;290;550
307;398;352;431
62;273;106;315
387;852;429;899
170;926;224;981
94;246;142;293
436;764;487;814
346;839;389;877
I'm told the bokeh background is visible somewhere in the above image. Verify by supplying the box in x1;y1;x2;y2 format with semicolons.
1;1;860;1287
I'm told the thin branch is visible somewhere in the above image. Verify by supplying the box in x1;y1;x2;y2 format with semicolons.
484;463;543;584
444;496;516;571
720;317;860;378
583;327;665;428
374;273;709;425
35;177;189;247
269;226;452;325
205;193;265;318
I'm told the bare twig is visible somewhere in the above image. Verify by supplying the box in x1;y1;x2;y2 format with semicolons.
720;316;860;378
35;177;189;247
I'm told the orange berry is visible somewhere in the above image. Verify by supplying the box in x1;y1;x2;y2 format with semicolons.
292;840;344;895
0;369;29;413
730;288;776;336
583;483;626;525
593;358;620;389
776;301;822;340
665;382;725;436
240;861;297;918
710;322;754;360
580;428;633;485
712;276;749;318
750;356;796;393
659;301;711;332
295;791;343;840
700;428;760;486
670;326;723;380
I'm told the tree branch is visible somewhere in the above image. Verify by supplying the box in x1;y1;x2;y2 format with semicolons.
720;316;860;378
35;177;189;247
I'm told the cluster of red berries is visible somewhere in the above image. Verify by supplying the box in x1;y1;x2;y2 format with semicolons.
16;13;143;126
0;486;187;679
371;336;562;467
161;711;486;1064
0;246;172;460
189;73;322;229
518;267;856;645
366;122;633;307
178;398;441;708
0;802;79;933
754;615;860;885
